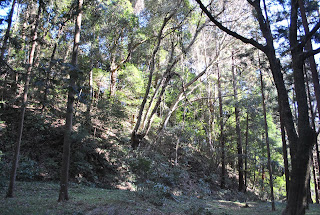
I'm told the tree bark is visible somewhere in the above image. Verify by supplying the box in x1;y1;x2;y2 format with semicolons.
260;70;275;211
1;0;16;59
244;111;249;192
42;44;57;113
280;109;290;201
58;0;83;202
283;1;316;214
218;63;225;189
232;51;245;192
6;0;41;198
298;0;320;120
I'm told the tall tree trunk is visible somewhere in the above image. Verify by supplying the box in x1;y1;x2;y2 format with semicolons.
280;109;290;201
305;64;320;204
143;71;173;136
1;0;16;59
42;44;57;112
298;0;320;120
312;152;320;203
158;62;211;133
142;76;163;130
218;63;226;189
283;1;316;214
131;13;174;148
58;0;83;202
232;51;244;192
260;70;275;211
109;58;117;98
244;111;249;192
6;0;41;198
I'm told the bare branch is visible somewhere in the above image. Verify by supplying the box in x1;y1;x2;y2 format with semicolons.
303;46;320;60
195;0;266;52
300;20;320;48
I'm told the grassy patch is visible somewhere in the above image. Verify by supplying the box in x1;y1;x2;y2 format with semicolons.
0;181;320;215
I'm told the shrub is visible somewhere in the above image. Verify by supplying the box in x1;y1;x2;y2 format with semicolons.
17;156;39;180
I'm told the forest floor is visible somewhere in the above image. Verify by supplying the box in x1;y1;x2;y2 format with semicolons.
1;181;320;215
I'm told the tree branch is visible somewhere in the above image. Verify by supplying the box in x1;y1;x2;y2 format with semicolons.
303;46;320;60
195;0;266;52
300;20;320;48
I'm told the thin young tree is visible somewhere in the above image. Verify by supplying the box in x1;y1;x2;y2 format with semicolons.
6;0;42;198
231;51;245;192
58;0;83;202
218;62;226;189
260;69;275;211
280;109;290;200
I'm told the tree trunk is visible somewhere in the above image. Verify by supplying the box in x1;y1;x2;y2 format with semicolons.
42;44;57;112
260;70;275;211
244;111;249;192
217;63;226;189
58;0;83;202
1;0;16;59
280;109;290;201
283;1;317;214
143;71;173;136
109;59;117;98
131;13;174;148
312;154;320;203
232;51;244;192
158;62;211;133
6;0;41;198
298;0;320;120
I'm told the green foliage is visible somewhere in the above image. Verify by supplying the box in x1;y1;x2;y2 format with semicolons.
117;63;145;96
136;181;172;206
129;157;152;175
17;156;39;181
0;150;8;186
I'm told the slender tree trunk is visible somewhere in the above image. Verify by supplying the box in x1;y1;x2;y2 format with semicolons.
142;77;163;130
260;70;275;211
143;71;173;136
58;0;83;202
298;0;320;120
86;68;93;124
217;63;226;189
6;0;41;198
1;0;16;59
232;51;244;192
42;44;57;112
280;109;290;201
158;62;211;133
131;13;174;147
109;58;117;98
305;64;320;204
312;152;320;203
244;111;249;192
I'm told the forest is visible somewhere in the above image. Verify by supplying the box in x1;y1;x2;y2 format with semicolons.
0;0;320;214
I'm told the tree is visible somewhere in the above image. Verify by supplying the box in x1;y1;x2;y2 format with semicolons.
58;0;83;202
260;69;275;210
195;0;320;214
218;62;225;188
232;51;245;192
0;0;16;59
6;0;42;198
